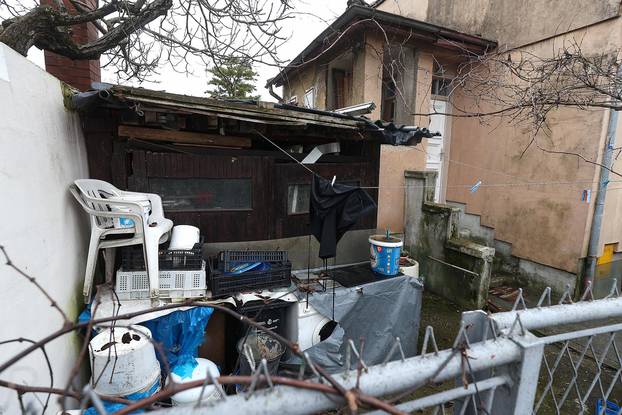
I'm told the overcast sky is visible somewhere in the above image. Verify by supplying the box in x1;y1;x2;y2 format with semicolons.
27;0;349;101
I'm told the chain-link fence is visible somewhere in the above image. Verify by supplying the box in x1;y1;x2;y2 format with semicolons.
155;281;622;415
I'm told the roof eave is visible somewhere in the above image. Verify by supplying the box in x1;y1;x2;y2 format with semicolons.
267;4;497;87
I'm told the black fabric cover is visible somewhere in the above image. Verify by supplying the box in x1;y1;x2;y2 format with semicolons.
372;120;440;146
310;175;376;259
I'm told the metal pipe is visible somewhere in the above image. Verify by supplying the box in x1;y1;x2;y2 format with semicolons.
535;321;622;345
367;376;509;414
491;296;622;331
584;64;622;290
428;255;480;277
153;338;522;415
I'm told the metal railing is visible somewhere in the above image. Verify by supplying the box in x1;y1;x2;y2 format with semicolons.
154;281;622;415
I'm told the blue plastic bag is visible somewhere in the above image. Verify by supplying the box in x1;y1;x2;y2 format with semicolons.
84;378;160;414
140;306;213;379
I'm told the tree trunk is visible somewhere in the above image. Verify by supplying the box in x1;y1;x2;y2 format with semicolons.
0;7;67;56
0;0;172;59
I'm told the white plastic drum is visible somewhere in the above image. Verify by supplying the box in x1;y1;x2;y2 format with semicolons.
169;225;200;250
168;358;222;406
89;326;160;397
298;302;335;351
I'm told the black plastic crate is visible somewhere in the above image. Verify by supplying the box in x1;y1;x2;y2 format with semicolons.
208;258;291;297
219;250;288;273
120;242;203;271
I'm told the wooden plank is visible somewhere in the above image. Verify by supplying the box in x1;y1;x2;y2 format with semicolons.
116;94;362;130
118;125;252;148
128;150;149;193
111;139;128;189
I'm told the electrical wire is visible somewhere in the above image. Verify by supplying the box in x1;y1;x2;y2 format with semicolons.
252;130;620;196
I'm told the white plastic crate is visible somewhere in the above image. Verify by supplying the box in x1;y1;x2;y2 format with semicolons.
115;261;207;300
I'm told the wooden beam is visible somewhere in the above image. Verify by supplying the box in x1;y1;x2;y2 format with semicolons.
117;125;251;148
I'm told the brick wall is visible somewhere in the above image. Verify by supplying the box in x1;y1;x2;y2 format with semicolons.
41;0;101;91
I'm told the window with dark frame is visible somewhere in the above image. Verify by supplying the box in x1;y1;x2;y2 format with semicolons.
149;177;252;212
287;180;360;215
431;77;452;97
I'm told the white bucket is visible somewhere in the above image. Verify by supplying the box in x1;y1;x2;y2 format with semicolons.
168;358;222;406
89;326;160;397
169;225;200;250
399;258;419;278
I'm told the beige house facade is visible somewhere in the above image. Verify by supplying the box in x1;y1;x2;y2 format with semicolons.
268;0;622;294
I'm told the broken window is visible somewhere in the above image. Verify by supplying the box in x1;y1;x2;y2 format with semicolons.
149;177;252;212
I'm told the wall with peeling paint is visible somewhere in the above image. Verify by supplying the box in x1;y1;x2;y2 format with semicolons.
0;44;89;414
444;18;622;276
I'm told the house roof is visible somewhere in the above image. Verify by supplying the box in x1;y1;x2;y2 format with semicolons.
267;4;497;88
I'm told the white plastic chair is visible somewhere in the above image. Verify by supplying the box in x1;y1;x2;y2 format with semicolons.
70;179;173;304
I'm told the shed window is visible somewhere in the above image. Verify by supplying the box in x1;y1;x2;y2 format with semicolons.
288;184;311;214
287;180;360;215
150;177;252;211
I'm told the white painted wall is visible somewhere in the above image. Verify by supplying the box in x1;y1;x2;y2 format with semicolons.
0;44;89;414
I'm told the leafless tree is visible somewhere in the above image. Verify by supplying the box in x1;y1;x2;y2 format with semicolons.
0;0;293;80
445;40;620;123
436;39;622;171
360;28;622;174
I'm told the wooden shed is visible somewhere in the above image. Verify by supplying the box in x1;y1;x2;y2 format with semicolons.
71;85;383;244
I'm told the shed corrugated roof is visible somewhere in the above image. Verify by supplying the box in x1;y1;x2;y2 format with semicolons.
72;84;372;131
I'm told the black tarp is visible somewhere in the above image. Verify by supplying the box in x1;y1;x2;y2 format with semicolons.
309;175;376;259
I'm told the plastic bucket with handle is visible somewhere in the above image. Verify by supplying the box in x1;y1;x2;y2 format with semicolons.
369;235;403;276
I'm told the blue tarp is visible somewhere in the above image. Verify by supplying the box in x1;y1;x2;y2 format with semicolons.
80;305;213;413
84;378;160;414
140;306;213;378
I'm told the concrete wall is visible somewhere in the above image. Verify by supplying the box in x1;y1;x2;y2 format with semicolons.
0;44;89;413
377;145;427;232
204;228;380;270
599;113;622;252
444;19;622;275
404;171;494;308
375;0;620;49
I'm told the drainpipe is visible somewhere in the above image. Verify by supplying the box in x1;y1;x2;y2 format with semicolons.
267;82;284;103
583;65;622;289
